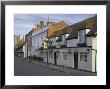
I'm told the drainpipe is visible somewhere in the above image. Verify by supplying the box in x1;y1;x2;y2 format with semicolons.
47;51;49;66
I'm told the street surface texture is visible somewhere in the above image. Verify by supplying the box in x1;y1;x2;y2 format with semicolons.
14;56;70;76
14;56;97;76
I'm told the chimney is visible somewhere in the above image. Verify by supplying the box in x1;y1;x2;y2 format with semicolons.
40;21;44;27
47;17;52;26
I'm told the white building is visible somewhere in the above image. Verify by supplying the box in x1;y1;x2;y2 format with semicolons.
43;16;97;72
31;21;48;57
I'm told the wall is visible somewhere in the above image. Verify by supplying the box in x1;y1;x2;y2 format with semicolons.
31;29;47;56
92;37;97;50
43;48;75;68
67;39;78;47
43;47;96;72
78;47;92;72
92;50;97;72
92;37;97;72
56;42;61;48
87;37;92;46
87;36;97;72
59;49;74;68
43;51;47;63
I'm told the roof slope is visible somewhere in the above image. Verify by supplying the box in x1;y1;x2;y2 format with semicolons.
48;21;68;38
67;15;97;40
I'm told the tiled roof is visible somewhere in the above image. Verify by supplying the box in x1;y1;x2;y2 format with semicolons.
48;21;69;38
67;15;97;40
49;25;73;38
66;30;78;40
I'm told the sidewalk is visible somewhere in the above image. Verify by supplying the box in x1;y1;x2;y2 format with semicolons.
27;59;97;76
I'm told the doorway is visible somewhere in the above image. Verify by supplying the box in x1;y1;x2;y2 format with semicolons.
74;52;78;69
54;52;57;65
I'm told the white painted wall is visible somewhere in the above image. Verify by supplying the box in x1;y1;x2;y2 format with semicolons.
48;51;55;64
86;36;97;72
43;47;96;72
67;39;78;47
92;37;97;50
56;42;61;48
78;47;92;72
92;50;97;72
60;49;74;68
87;37;92;46
43;51;47;63
43;48;75;68
43;50;55;64
31;27;47;57
92;37;97;72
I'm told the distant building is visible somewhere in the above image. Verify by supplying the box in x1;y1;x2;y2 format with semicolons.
24;25;37;59
14;35;21;48
14;34;25;57
14;34;25;48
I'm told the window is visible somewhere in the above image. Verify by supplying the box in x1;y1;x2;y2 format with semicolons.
63;52;67;60
80;52;87;62
78;30;85;43
62;35;66;45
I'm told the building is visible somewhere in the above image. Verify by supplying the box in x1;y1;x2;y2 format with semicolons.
14;34;25;56
14;35;21;48
31;20;52;57
14;35;25;57
43;16;97;72
47;21;69;48
48;21;69;38
24;23;38;59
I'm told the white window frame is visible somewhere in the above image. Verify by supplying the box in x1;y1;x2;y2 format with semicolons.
62;52;67;60
78;30;85;43
80;52;87;62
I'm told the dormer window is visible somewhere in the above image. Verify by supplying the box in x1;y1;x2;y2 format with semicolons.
78;29;85;43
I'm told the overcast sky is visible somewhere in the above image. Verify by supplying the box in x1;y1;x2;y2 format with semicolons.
14;14;96;37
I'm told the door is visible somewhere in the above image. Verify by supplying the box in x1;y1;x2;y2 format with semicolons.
54;52;57;65
74;52;78;69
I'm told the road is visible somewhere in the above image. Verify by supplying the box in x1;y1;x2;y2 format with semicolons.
14;56;69;76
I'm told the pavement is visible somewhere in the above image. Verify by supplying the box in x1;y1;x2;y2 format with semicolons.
26;58;97;76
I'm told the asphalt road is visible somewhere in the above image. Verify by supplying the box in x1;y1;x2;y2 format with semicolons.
14;56;69;76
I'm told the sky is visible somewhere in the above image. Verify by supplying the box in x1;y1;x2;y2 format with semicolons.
14;14;96;37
